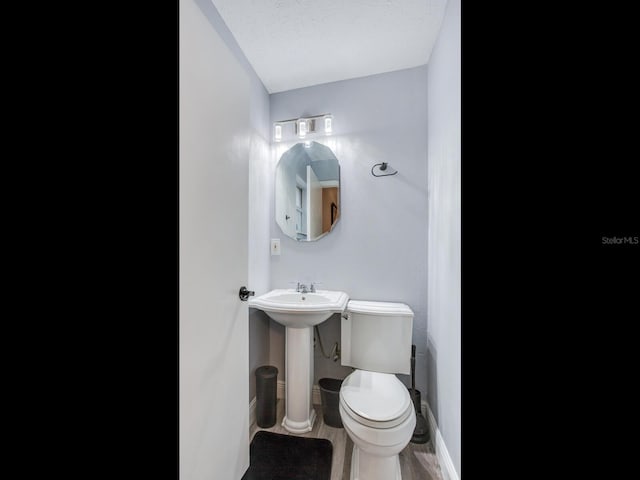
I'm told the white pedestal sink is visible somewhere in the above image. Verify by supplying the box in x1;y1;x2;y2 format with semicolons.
249;289;349;433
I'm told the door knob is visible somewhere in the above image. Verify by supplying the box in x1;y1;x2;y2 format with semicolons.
239;286;255;301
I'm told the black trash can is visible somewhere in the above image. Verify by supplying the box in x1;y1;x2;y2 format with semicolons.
319;378;344;428
255;366;278;428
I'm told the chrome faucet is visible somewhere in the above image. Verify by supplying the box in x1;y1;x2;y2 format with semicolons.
296;282;319;293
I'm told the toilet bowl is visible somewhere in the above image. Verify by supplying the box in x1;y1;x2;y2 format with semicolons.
339;300;415;480
339;370;416;480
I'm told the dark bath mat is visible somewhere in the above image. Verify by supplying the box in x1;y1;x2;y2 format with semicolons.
241;431;333;480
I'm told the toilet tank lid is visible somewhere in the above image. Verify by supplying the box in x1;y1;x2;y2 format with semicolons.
347;300;413;317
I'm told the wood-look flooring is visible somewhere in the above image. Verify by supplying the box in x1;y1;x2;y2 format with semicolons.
250;399;443;480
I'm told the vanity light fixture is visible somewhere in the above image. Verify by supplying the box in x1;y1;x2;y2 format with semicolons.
273;113;334;142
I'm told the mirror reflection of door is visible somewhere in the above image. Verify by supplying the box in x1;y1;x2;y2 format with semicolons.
295;185;304;238
275;141;340;242
322;187;339;232
307;165;322;238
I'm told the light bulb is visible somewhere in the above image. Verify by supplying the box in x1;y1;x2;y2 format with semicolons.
324;116;333;135
298;119;307;138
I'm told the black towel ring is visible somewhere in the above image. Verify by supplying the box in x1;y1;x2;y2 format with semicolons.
371;162;398;177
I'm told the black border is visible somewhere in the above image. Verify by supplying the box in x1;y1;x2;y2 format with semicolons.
18;1;640;477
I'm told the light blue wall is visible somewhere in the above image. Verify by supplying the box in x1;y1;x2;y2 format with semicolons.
426;0;461;475
268;66;430;396
195;0;272;402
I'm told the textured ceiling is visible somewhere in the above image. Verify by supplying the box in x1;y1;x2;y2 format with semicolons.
210;0;448;93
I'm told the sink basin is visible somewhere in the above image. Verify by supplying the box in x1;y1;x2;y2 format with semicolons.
248;289;349;328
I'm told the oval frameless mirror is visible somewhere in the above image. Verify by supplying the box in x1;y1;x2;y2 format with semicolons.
275;141;340;241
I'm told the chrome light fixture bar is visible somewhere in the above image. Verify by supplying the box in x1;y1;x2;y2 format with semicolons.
273;113;333;142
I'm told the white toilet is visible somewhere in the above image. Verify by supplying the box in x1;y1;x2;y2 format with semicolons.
339;300;416;480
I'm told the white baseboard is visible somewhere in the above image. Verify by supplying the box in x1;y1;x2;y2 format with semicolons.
313;384;321;405
277;380;322;405
249;397;256;427
425;402;460;480
277;380;285;400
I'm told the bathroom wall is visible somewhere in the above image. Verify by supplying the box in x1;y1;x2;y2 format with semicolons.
268;66;430;396
193;0;272;403
426;0;461;475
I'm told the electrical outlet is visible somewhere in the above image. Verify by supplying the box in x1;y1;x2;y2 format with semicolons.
271;238;281;256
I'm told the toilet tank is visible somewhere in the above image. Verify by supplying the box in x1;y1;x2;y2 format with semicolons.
341;300;414;375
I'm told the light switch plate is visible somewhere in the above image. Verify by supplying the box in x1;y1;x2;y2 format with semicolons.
271;238;281;256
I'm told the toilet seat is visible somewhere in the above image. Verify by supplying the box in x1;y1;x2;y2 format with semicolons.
341;397;414;429
340;370;412;429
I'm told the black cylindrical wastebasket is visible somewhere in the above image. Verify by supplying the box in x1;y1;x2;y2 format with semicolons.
319;378;344;428
255;366;278;428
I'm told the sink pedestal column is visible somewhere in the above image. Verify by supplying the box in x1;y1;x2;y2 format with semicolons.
282;326;316;433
